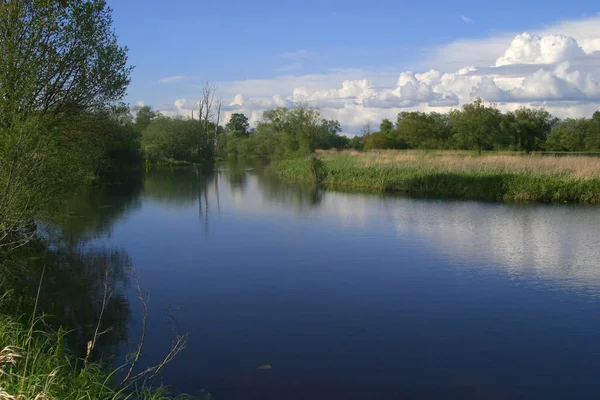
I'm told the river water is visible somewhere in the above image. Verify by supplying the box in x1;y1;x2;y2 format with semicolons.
63;165;600;399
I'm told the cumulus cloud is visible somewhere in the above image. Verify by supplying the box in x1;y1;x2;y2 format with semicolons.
461;15;474;24
154;16;600;132
495;32;586;66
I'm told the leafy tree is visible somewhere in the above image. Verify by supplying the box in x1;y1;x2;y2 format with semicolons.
584;111;600;151
312;119;348;150
133;105;159;132
0;0;132;129
141;117;203;163
546;118;589;152
348;135;366;150
396;111;451;149
500;108;556;152
449;99;501;153
0;0;132;248
226;113;250;137
364;132;388;150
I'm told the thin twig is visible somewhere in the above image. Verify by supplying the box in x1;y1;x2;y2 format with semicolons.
120;266;149;384
86;266;113;363
20;264;45;394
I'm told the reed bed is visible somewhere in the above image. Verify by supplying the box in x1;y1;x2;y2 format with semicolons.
275;150;600;203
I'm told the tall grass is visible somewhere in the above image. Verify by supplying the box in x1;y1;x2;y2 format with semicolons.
0;297;189;400
274;150;600;203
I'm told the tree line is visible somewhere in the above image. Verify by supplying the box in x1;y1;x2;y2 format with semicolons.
356;99;600;153
137;98;600;165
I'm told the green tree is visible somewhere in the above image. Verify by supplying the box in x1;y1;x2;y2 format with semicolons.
312;119;348;150
584;111;600;151
133;105;159;132
141;117;203;163
226;113;250;137
500;107;556;152
348;135;366;150
0;0;132;248
449;99;501;153
546;118;589;152
364;132;388;150
396;111;451;149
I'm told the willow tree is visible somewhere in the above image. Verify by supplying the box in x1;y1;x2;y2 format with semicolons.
0;0;132;249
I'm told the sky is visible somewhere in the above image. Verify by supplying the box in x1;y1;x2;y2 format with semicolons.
106;0;600;134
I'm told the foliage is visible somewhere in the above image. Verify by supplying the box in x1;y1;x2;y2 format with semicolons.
501;107;557;152
0;0;133;249
224;105;349;161
449;98;502;153
141;116;208;163
226;113;250;137
0;0;132;129
134;105;160;133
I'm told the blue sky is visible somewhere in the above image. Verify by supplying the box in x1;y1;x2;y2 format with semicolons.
106;0;600;132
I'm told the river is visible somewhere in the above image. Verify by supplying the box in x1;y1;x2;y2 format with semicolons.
60;165;600;399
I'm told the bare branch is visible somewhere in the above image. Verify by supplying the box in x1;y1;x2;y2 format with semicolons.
121;267;149;385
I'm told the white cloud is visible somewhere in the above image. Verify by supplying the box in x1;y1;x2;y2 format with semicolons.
280;49;310;60
461;15;474;24
496;32;586;66
158;75;188;84
157;15;600;133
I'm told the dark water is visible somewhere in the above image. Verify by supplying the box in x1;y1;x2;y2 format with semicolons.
63;166;600;399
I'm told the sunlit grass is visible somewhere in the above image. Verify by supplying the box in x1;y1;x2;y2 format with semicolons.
275;150;600;203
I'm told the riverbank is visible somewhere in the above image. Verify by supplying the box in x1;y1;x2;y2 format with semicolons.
0;305;180;399
273;150;600;203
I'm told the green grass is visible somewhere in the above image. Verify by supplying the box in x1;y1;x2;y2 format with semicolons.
0;297;191;400
273;153;600;203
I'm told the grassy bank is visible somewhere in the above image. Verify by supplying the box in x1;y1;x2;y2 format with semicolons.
273;150;600;203
0;310;187;400
0;283;187;400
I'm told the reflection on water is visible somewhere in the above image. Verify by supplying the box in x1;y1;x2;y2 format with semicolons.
48;165;600;399
393;201;600;294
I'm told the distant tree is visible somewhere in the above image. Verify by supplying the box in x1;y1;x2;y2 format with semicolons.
360;122;372;137
584;111;600;151
226;113;250;137
133;105;159;132
364;132;388;150
312;119;348;149
449;99;501;153
500;107;556;152
348;135;365;150
396;111;450;149
141;117;203;162
546;118;589;152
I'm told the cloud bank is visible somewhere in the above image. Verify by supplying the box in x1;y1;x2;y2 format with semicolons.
157;15;600;133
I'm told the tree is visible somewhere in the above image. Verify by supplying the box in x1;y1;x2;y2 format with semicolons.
141;117;202;163
0;0;132;248
226;113;250;137
449;99;501;153
500;107;556;152
546;118;589;152
0;1;132;128
396;111;451;149
133;105;159;132
312;119;348;150
584;111;600;151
